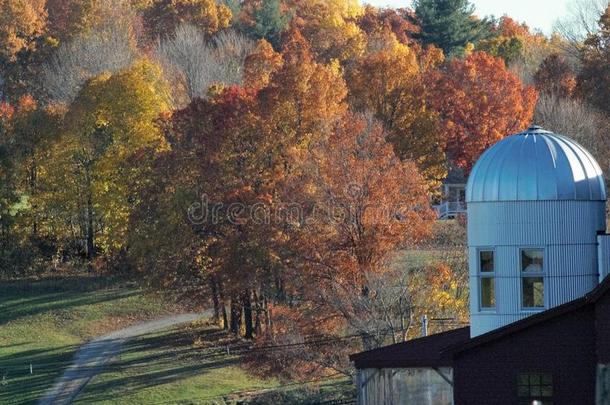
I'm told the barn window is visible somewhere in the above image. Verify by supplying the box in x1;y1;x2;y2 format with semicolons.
517;372;553;404
521;249;545;309
479;250;495;309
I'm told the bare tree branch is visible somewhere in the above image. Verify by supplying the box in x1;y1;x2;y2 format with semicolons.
42;18;137;104
156;24;255;102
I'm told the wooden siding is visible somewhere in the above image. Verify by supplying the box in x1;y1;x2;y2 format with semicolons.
454;305;597;404
357;368;453;405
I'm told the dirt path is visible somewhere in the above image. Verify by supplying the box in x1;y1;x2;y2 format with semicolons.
38;312;210;405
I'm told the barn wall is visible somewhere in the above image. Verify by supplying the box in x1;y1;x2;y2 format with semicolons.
357;367;453;405
454;305;597;405
596;288;610;363
596;364;610;405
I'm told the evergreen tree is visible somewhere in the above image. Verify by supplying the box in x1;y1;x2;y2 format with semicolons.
413;0;494;57
250;0;290;47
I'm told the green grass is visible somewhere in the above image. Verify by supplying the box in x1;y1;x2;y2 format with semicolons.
0;276;350;405
75;323;280;404
0;276;178;405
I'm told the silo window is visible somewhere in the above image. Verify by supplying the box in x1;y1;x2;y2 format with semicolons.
479;250;495;309
521;249;545;309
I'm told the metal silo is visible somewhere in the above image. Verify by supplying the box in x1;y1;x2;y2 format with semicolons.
466;126;607;337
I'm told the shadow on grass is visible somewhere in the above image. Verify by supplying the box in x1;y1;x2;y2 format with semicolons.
76;325;242;403
0;277;138;325
0;342;80;405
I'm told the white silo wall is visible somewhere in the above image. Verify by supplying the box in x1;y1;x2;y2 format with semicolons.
468;200;606;337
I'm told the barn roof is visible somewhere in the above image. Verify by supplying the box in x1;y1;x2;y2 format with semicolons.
445;274;610;355
349;327;470;369
350;275;610;369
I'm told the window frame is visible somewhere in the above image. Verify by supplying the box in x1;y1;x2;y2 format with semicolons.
477;248;496;311
520;247;546;311
516;372;554;404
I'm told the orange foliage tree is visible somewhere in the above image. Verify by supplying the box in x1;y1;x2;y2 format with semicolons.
357;5;419;46
250;113;435;377
346;32;446;190
431;51;537;172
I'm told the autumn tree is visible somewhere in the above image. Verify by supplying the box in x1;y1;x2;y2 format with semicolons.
45;0;102;42
577;5;610;115
0;0;48;100
131;29;349;339
0;102;18;273
0;0;47;62
431;51;537;171
534;53;577;97
291;0;366;62
243;39;283;88
41;60;171;261
143;0;232;40
8;96;61;239
252;113;434;377
256;28;348;168
346;33;446;189
413;0;493;57
358;6;419;46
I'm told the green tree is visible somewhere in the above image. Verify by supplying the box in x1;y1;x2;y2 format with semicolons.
413;0;493;57
249;0;290;47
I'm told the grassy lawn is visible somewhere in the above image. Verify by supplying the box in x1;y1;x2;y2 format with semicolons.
75;322;280;404
0;276;294;405
0;275;186;404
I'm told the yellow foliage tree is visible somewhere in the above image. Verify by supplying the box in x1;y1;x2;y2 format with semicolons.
0;0;47;61
292;0;366;62
40;60;171;259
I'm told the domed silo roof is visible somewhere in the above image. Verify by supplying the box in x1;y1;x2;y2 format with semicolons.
466;125;606;203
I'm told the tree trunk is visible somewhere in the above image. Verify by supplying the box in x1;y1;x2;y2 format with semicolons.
263;295;272;331
86;191;94;263
30;157;38;237
243;290;253;339
230;297;242;335
210;276;221;324
218;281;228;330
253;290;262;335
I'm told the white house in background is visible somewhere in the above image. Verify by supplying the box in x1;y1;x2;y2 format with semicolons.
434;166;467;219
